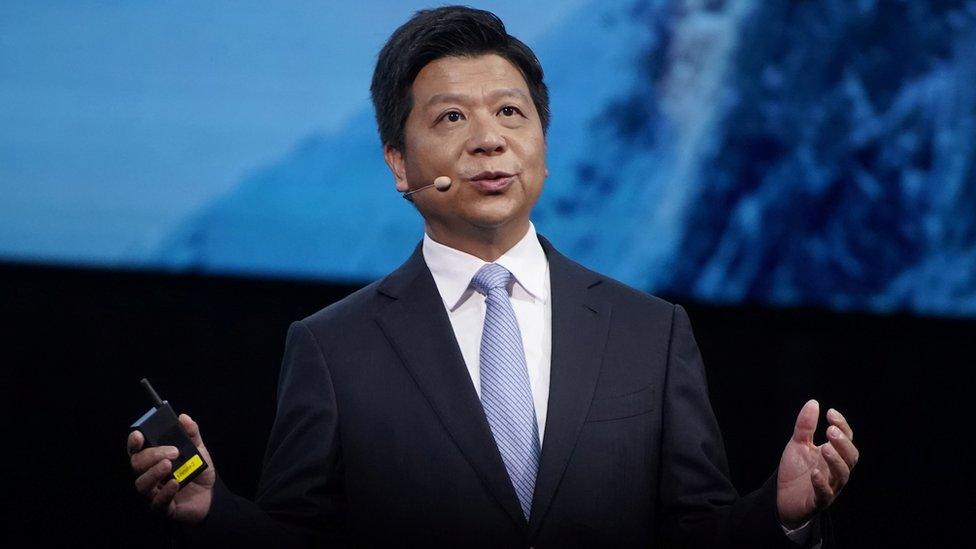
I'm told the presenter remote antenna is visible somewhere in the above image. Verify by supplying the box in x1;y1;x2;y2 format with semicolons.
140;378;164;408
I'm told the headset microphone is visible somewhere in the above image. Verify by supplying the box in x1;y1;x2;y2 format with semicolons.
402;176;452;201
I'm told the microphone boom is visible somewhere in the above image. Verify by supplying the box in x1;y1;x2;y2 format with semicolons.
402;176;452;200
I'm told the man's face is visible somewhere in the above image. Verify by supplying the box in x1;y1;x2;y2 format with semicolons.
385;54;547;240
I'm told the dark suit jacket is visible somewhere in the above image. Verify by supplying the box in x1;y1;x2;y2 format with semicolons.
190;236;817;547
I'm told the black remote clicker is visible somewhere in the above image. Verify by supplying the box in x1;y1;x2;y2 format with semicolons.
130;378;208;488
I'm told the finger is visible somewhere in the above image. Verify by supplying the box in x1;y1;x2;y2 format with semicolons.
821;442;851;490
127;430;144;456
826;424;860;469
135;459;172;496
151;479;180;513
792;399;820;444
811;467;833;509
827;408;854;442
130;445;180;474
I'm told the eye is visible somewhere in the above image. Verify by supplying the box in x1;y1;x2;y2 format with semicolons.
441;111;464;123
499;105;522;117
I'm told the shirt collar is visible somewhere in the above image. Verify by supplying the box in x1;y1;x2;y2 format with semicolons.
423;222;549;311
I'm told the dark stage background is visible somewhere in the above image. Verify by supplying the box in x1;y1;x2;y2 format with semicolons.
5;260;972;547
4;1;975;546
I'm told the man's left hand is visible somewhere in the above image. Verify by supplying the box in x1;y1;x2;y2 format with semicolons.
776;399;859;528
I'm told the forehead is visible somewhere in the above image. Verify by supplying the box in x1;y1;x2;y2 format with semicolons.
411;54;530;102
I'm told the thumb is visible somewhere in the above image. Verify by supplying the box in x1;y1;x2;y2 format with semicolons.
179;413;205;449
791;399;819;443
178;413;216;485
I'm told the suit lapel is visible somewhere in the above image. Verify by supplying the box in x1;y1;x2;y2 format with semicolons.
528;237;612;537
374;245;528;530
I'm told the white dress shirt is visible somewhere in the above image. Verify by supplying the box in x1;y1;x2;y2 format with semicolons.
422;222;552;443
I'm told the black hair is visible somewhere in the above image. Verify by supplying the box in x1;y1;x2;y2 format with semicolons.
370;5;550;152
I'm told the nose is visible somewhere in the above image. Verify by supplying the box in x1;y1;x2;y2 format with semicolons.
465;113;507;156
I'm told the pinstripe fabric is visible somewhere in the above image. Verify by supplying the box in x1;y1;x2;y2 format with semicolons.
471;263;540;520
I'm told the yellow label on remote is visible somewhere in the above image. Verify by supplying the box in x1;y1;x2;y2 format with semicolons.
173;454;203;483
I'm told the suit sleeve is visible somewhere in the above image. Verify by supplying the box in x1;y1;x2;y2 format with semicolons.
183;320;346;547
658;304;817;548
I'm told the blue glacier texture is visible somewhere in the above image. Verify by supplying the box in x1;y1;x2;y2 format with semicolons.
154;0;976;317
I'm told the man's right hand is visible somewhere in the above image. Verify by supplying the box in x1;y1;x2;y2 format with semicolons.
128;413;216;524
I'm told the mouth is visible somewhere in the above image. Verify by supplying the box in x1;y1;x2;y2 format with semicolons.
468;170;517;193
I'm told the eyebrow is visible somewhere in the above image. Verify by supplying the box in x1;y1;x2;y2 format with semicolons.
425;87;531;108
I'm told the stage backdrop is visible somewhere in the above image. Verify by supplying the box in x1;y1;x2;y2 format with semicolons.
2;0;975;316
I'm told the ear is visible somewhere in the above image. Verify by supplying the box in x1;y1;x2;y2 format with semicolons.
542;138;549;179
383;144;410;193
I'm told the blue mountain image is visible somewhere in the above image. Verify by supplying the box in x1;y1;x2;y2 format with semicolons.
156;0;976;317
660;0;976;316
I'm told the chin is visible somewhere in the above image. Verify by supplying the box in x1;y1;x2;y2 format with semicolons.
463;202;524;230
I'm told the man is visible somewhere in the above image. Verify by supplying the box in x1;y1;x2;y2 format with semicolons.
128;7;858;547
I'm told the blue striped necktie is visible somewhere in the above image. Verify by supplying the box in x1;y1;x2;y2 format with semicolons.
471;263;540;520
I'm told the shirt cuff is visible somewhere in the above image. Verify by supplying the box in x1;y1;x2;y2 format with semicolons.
781;518;813;545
